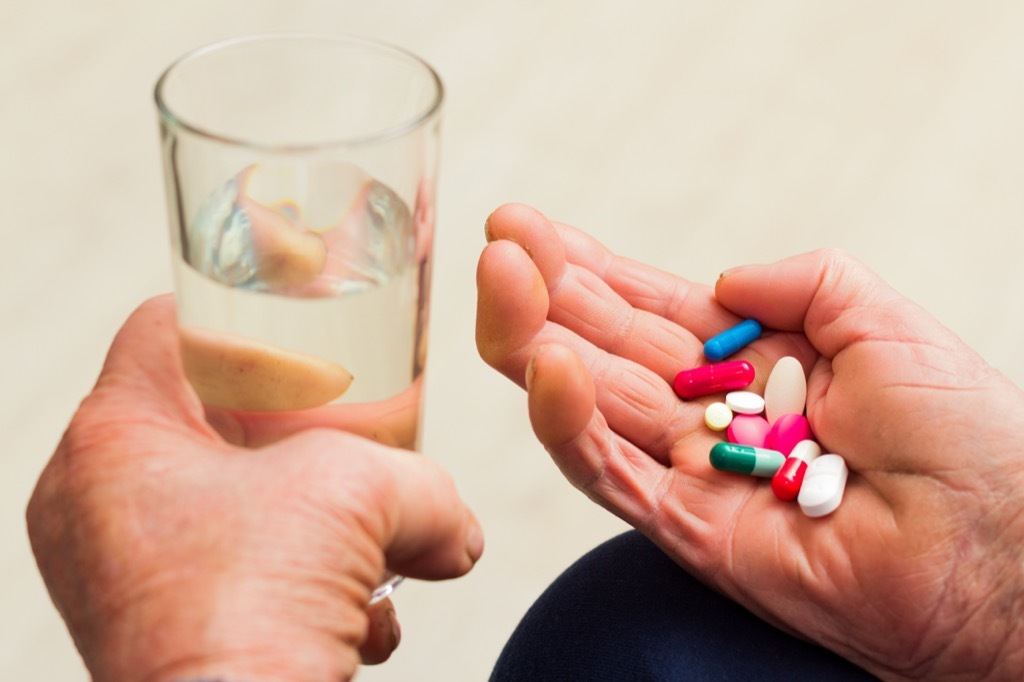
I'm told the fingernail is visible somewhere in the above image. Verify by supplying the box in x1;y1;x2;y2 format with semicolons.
388;608;401;648
719;264;754;281
465;519;485;564
525;350;540;391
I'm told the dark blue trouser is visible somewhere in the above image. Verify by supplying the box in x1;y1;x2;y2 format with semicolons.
491;530;877;681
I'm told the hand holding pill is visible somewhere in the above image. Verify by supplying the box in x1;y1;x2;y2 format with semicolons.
476;203;1024;681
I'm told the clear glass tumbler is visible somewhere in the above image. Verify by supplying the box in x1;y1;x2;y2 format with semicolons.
155;33;443;603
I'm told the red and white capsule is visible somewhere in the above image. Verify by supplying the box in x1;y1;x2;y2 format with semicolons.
770;439;821;501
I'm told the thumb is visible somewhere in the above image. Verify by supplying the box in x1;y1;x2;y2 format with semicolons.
714;249;944;359
83;294;217;445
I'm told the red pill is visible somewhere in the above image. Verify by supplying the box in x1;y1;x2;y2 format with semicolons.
771;457;808;501
673;360;755;400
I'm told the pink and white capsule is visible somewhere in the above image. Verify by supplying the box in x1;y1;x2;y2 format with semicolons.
798;453;848;518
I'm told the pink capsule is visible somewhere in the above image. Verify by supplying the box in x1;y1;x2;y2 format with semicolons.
673;360;755;400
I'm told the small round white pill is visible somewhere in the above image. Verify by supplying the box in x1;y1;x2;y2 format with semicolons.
725;390;765;415
704;402;733;431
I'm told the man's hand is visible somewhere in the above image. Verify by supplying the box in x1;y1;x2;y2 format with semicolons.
476;203;1024;680
27;295;483;682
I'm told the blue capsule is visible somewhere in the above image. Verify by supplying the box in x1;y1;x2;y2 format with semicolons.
704;319;762;361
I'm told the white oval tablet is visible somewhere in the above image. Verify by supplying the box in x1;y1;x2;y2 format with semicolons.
798;453;848;518
704;402;733;431
725;390;765;415
764;356;807;425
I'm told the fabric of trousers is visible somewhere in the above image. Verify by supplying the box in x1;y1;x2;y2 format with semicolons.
490;530;877;681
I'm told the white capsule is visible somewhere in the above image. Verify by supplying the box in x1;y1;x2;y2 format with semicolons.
725;390;765;415
764;356;807;425
798;453;848;518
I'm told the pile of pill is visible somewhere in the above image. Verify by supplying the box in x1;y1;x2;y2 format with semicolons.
672;319;849;518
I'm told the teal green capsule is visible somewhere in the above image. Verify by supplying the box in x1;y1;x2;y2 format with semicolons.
710;442;785;477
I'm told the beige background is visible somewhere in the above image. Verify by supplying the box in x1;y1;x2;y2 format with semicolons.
4;1;1024;679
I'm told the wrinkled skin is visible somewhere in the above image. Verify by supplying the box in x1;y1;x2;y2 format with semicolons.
475;203;1024;681
27;296;483;682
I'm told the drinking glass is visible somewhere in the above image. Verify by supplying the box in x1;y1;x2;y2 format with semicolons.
155;33;443;603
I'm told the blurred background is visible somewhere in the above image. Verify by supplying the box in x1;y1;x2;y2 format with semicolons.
4;1;1024;679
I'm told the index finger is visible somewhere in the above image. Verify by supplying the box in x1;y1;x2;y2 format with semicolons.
485;203;716;378
271;428;483;581
551;219;736;340
485;204;817;390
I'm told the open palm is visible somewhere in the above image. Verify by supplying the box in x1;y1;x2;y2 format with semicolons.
475;203;1024;680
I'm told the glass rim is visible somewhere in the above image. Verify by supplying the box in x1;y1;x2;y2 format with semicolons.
154;32;444;153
